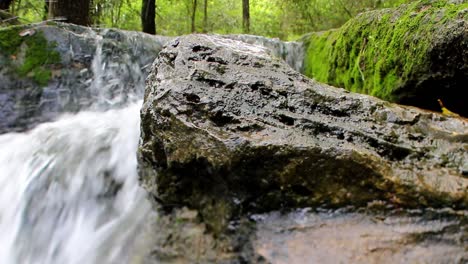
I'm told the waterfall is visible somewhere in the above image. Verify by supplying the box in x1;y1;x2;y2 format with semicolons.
0;29;154;264
88;29;148;110
0;101;151;264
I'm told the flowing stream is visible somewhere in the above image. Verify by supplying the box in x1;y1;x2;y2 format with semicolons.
0;102;150;264
0;31;152;264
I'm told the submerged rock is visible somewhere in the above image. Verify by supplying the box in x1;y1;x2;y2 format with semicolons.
139;34;467;236
0;23;170;134
303;0;468;116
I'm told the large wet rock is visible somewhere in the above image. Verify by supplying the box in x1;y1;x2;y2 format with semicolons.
139;34;467;236
303;0;468;116
0;22;170;134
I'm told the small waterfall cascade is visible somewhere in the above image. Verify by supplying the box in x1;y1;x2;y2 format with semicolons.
88;29;153;110
0;29;154;264
0;102;150;264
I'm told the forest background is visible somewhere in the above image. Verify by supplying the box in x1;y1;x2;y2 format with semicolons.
2;0;414;40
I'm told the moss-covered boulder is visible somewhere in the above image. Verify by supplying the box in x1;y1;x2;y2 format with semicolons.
139;34;467;235
303;0;468;116
0;25;61;86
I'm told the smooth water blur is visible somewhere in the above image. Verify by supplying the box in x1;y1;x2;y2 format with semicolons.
0;101;151;264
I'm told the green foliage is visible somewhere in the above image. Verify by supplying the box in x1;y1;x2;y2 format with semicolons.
304;0;468;101
0;26;60;86
17;33;60;73
5;0;414;40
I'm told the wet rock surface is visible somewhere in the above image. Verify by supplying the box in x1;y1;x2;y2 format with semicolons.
0;23;171;134
139;33;468;241
141;207;262;264
143;205;467;263
254;207;467;264
224;34;304;72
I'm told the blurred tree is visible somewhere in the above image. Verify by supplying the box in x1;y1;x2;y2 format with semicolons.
44;0;49;20
4;0;416;39
142;0;156;34
203;0;208;32
48;0;91;25
0;0;13;10
191;0;197;32
242;0;249;33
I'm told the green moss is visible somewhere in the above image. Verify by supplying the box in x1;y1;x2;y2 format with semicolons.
0;26;61;86
31;68;53;86
303;31;334;82
0;26;23;55
303;0;468;102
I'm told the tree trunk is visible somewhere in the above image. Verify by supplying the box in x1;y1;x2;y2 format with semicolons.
242;0;250;34
43;0;49;20
141;0;156;34
191;0;197;33
49;0;91;26
203;0;207;33
0;0;13;10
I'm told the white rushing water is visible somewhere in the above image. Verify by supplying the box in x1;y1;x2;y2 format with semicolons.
0;102;151;264
0;27;155;263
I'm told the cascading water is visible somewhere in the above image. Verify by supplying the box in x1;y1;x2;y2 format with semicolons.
89;30;147;109
0;30;154;264
0;102;150;264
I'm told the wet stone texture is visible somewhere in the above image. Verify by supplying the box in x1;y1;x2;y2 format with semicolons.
254;207;467;264
138;34;467;261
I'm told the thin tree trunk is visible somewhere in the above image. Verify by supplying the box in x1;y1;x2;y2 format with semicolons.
11;0;17;14
242;0;250;34
191;0;197;33
141;0;156;34
49;0;92;26
43;0;49;20
203;0;207;33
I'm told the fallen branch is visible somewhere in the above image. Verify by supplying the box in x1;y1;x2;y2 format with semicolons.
0;9;19;25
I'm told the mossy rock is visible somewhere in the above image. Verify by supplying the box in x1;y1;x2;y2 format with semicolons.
303;0;468;116
0;25;61;86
